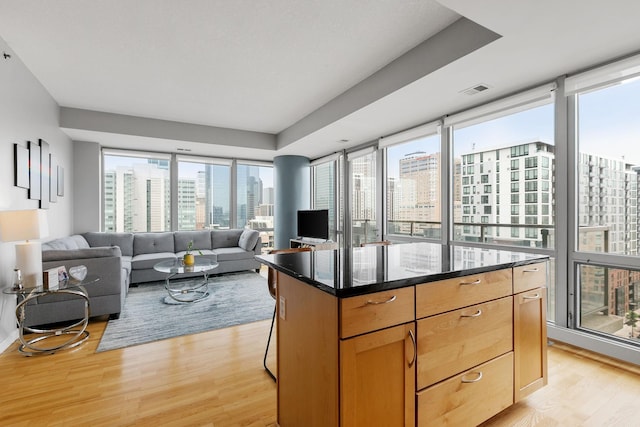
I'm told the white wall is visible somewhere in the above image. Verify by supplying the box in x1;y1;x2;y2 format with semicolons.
73;141;101;233
0;37;74;352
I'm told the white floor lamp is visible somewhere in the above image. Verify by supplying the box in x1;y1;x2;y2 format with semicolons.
0;209;49;288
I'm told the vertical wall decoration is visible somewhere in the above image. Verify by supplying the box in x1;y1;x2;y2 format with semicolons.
39;139;50;209
57;165;64;196
28;140;41;200
13;138;64;203
14;143;29;188
50;154;58;203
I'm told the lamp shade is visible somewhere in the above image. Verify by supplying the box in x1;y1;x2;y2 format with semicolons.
0;209;49;242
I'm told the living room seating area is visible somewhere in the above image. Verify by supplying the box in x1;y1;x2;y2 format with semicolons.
29;229;262;327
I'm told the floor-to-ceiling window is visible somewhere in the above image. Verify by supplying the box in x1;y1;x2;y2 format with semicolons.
385;130;441;240
446;90;557;321
176;156;231;230
236;162;274;251
571;69;640;344
311;153;342;243
449;98;555;249
347;147;378;246
103;150;171;232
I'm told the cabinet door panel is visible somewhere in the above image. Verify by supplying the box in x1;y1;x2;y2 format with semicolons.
514;287;548;401
514;262;548;294
417;296;513;389
417;352;514;427
416;269;512;318
341;322;416;427
340;287;415;338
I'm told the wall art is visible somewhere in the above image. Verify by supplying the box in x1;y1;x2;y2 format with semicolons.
49;153;58;203
39;139;50;209
28;140;41;201
57;165;64;197
14;143;29;189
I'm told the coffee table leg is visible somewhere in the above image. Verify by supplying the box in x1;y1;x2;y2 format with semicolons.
163;272;210;304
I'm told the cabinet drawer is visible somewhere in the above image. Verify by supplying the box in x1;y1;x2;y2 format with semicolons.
417;352;514;427
416;296;513;389
416;269;512;318
514;261;547;294
340;287;415;338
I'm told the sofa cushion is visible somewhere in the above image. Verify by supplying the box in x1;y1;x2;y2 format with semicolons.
211;229;243;249
174;231;212;252
131;252;177;270
238;229;260;251
42;235;90;251
212;247;255;262
83;232;134;256
133;232;175;256
42;246;122;262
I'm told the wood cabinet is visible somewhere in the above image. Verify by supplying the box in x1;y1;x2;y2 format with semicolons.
415;269;512;318
340;286;414;338
514;286;548;401
417;352;514;426
416;296;513;389
275;262;548;427
340;322;416;427
513;261;548;294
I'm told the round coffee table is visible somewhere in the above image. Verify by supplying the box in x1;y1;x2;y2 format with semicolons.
153;258;218;304
3;275;100;356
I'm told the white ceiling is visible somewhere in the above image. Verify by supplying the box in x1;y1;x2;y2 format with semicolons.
1;0;640;161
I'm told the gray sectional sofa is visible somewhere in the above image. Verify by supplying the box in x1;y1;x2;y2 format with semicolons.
28;229;262;327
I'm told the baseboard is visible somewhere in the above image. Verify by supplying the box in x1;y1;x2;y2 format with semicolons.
0;329;18;354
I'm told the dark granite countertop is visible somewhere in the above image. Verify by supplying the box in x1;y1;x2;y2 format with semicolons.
256;242;548;298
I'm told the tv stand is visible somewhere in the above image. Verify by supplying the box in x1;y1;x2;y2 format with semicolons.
290;238;339;251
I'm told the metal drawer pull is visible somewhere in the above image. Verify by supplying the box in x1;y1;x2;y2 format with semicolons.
523;267;539;273
460;279;481;285
408;329;417;367
461;371;483;383
365;295;397;305
460;309;482;318
523;293;541;300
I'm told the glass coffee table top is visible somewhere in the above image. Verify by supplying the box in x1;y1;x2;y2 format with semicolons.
153;259;218;274
153;258;219;304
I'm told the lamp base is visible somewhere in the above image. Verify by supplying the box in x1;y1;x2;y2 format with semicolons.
16;241;43;288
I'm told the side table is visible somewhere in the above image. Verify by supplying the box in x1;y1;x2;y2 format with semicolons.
3;275;100;356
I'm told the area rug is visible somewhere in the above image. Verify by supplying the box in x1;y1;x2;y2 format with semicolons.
96;271;273;352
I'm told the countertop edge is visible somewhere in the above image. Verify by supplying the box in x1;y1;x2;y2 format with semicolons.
256;254;549;298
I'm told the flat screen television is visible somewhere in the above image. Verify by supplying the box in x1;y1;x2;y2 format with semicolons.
297;209;329;240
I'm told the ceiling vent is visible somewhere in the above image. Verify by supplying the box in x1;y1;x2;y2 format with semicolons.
461;84;491;96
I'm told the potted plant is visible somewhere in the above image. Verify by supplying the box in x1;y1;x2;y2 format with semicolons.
183;241;202;266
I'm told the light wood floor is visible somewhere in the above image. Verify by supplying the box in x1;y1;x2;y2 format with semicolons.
1;318;639;427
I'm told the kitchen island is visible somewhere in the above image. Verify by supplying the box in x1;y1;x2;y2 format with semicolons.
257;242;549;427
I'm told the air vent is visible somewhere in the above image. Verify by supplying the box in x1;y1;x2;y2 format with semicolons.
177;148;192;152
461;83;491;96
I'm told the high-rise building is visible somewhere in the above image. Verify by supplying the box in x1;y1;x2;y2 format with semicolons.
577;154;639;325
105;162;170;232
204;164;230;229
458;140;554;247
177;178;196;230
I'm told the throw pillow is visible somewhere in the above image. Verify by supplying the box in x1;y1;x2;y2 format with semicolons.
238;229;260;251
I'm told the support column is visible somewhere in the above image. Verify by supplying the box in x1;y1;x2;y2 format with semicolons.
274;155;310;249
